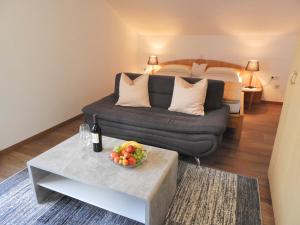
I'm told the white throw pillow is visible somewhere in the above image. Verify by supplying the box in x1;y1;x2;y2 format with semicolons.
203;67;240;82
115;73;151;107
191;62;207;77
156;64;192;77
168;77;208;116
205;67;239;75
223;100;241;114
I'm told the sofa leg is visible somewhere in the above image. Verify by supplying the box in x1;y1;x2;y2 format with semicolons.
194;157;201;167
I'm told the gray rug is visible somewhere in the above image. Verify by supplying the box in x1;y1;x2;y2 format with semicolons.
0;162;261;225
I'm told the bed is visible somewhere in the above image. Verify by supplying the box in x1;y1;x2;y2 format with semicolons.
154;58;263;140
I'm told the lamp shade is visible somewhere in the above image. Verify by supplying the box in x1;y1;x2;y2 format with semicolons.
245;60;260;71
147;56;158;65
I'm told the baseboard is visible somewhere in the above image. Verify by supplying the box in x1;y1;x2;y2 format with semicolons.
0;114;83;153
261;100;283;105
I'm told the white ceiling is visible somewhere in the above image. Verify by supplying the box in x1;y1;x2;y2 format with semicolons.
106;0;300;35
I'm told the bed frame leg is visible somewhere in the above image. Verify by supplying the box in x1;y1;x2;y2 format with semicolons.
194;157;201;167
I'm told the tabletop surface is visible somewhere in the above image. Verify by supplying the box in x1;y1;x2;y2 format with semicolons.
28;134;178;200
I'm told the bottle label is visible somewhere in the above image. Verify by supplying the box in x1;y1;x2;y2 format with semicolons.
92;133;99;143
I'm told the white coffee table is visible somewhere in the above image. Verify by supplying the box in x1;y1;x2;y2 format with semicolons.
27;134;178;225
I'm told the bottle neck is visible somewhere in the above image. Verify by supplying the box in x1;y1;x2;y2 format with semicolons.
93;114;97;124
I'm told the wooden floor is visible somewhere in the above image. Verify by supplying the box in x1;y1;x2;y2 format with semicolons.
0;103;281;225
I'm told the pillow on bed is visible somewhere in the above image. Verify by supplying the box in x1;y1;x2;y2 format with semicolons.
223;100;241;114
115;73;151;107
168;77;208;116
203;67;240;82
191;62;207;77
156;64;192;77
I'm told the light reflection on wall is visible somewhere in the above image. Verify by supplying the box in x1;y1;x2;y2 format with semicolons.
142;35;176;55
234;35;282;56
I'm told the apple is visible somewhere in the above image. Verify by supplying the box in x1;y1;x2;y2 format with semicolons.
113;156;120;164
121;149;127;155
123;159;129;166
110;152;119;159
123;152;131;159
126;145;136;153
128;157;136;166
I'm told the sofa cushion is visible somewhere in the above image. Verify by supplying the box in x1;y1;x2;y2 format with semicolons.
168;77;208;116
82;95;229;136
115;73;151;107
114;73;224;111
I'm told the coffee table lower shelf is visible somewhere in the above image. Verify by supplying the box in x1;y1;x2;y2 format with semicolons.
36;171;146;223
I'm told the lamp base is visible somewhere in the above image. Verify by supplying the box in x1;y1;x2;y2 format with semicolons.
244;85;256;89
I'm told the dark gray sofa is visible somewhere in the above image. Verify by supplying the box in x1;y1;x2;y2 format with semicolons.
82;73;229;160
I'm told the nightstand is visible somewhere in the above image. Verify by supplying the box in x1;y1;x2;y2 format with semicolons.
242;87;263;111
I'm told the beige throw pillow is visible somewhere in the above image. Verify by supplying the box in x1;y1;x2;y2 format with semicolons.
191;62;207;77
115;73;151;107
203;67;240;82
168;77;208;116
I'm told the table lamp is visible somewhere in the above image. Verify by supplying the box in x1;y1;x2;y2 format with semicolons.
147;56;158;74
245;60;260;88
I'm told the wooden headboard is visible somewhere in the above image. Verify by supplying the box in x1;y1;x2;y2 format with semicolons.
160;58;243;70
159;58;262;88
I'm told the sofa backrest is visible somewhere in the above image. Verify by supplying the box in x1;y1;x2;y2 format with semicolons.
114;73;225;111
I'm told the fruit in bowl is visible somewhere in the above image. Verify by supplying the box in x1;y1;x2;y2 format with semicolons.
110;141;147;167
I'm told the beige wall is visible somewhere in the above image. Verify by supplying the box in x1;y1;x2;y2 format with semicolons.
106;0;300;36
0;0;137;150
137;34;298;102
268;39;300;225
